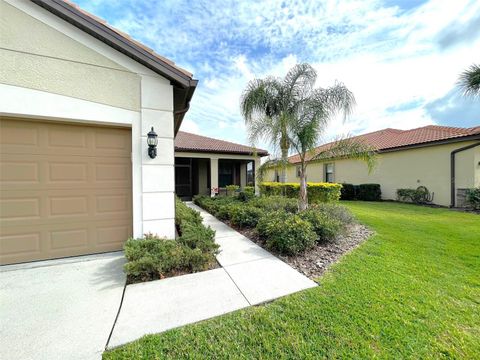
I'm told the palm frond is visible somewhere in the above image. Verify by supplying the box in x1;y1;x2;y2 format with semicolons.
310;138;377;173
255;158;290;183
458;64;480;98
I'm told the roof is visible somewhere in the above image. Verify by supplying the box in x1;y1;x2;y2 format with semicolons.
31;0;197;133
288;125;480;164
175;131;269;156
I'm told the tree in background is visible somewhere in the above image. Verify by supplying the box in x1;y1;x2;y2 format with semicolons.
458;64;480;98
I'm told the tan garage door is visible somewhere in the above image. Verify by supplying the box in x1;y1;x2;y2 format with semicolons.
0;118;132;265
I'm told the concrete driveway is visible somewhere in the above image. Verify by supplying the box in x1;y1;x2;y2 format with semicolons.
0;252;125;360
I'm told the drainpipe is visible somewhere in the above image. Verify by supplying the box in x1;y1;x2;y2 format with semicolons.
450;142;480;207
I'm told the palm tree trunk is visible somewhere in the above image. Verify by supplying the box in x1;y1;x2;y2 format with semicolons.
299;164;308;211
280;146;288;183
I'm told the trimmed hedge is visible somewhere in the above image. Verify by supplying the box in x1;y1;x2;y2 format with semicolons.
123;198;219;282
260;182;342;203
357;184;381;201
340;183;381;201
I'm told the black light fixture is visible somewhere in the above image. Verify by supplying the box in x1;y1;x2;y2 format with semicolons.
147;127;158;159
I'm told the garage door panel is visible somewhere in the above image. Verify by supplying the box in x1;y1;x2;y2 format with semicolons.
1;189;131;227
1;119;132;265
1;155;131;191
1;118;131;157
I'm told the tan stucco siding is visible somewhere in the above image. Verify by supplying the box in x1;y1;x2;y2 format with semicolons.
0;1;141;111
265;141;478;206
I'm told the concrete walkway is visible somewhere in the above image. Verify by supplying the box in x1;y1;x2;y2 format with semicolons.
109;203;316;348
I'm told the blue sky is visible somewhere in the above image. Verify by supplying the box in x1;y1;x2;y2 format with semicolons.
77;0;479;153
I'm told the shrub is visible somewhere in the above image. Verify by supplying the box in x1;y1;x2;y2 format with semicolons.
230;206;265;228
250;195;298;213
299;209;344;242
238;186;255;202
466;187;480;210
311;203;355;225
225;184;240;196
175;197;202;230
124;199;219;282
340;183;356;200
256;211;316;255
356;184;381;201
260;182;341;203
397;186;434;204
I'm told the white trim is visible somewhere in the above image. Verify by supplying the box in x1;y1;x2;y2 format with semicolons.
0;84;139;126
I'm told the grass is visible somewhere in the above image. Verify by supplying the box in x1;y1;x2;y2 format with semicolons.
104;202;480;359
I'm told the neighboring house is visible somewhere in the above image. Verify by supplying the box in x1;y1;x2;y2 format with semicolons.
0;0;262;265
266;125;480;207
174;131;268;200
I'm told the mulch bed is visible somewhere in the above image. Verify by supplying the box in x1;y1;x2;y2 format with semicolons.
224;220;374;280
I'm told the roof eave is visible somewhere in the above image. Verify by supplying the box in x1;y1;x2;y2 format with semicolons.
175;148;269;157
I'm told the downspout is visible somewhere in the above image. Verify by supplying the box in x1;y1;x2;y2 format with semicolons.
450;142;480;207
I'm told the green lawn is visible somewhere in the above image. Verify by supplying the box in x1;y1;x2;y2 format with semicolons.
104;202;480;359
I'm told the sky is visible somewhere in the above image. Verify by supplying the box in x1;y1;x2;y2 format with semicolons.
77;0;480;155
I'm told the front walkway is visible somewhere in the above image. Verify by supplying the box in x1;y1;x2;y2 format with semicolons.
108;203;316;348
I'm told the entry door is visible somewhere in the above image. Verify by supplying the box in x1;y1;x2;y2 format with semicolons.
175;158;192;198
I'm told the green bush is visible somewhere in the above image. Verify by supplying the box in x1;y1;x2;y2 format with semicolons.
310;203;355;225
260;182;341;203
356;184;381;201
299;209;344;242
124;199;219;282
225;184;240;196
238;186;255;202
466;187;480;210
340;183;356;200
230;206;265;228
251;195;298;213
175;197;202;230
257;211;317;255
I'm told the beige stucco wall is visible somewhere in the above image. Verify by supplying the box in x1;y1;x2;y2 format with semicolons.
265;140;479;206
0;0;141;111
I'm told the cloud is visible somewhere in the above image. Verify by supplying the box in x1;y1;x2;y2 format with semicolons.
425;90;480;127
75;0;480;153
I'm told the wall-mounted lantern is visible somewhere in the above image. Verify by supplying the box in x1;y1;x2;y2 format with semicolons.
147;127;158;159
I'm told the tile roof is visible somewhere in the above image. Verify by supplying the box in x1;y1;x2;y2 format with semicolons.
288;125;480;163
175;131;269;156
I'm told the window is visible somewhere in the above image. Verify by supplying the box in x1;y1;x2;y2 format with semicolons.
325;163;334;183
296;165;301;178
219;162;233;187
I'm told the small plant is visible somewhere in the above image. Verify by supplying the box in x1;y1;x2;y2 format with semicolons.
397;186;434;204
466;187;480;210
250;195;298;213
257;211;316;255
225;184;240;196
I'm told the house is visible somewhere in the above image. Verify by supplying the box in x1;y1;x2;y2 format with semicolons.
174;131;268;199
266;125;480;207
0;0;265;265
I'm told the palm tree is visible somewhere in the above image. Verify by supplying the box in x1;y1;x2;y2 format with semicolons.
458;64;480;98
251;64;376;210
240;63;317;183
